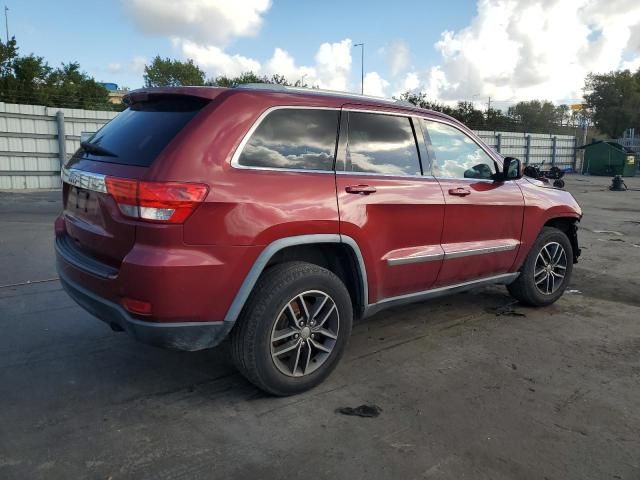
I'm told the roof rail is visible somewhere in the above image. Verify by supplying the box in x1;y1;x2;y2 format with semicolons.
234;83;417;108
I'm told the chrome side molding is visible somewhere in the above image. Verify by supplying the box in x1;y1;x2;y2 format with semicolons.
387;241;519;266
387;252;444;266
445;242;519;259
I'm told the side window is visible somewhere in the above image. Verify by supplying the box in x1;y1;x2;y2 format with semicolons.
422;119;497;180
345;112;421;176
238;108;339;171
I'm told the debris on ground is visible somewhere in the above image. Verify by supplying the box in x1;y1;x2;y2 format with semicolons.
566;289;582;294
486;303;526;317
335;404;382;418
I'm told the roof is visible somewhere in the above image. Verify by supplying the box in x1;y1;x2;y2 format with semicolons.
577;140;635;154
123;84;453;122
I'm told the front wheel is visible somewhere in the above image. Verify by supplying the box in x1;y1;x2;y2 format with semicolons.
507;227;573;306
230;261;353;396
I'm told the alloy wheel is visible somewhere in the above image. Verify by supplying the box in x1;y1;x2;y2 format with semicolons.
534;241;568;295
270;290;340;377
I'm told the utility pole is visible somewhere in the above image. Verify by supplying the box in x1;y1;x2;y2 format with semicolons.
354;43;364;95
4;6;8;43
487;96;491;112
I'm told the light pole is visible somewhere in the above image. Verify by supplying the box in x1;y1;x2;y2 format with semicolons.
354;43;364;95
4;6;8;43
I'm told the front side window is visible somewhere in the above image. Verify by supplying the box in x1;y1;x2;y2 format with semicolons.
345;112;421;176
422;119;497;180
238;108;339;171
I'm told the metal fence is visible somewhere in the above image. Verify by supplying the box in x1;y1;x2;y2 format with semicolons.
0;102;116;189
0;101;579;189
475;131;578;170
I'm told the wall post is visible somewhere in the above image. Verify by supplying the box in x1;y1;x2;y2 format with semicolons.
56;111;66;168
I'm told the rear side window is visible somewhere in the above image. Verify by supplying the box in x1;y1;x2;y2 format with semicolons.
78;95;208;167
345;112;421;176
238;108;339;171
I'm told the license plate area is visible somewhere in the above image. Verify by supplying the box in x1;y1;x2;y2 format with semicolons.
67;186;100;217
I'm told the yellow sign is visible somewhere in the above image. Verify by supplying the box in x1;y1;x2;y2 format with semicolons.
571;103;587;111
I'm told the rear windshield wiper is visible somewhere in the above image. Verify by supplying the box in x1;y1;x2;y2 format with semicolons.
81;141;118;157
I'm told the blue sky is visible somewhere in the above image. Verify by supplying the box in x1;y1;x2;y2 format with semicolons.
5;1;640;104
8;0;475;88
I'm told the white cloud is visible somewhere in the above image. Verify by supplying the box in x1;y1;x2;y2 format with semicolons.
386;40;410;77
177;38;354;90
363;72;390;97
107;62;122;74
125;1;354;90
126;0;271;46
400;0;640;104
179;40;261;77
107;56;147;74
622;57;640;72
314;39;353;90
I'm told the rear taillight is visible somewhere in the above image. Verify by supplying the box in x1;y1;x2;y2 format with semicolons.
105;177;208;224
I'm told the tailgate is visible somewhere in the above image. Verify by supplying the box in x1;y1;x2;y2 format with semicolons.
62;167;136;267
59;93;211;268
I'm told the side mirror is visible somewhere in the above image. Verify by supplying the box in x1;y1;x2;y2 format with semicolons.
502;157;523;180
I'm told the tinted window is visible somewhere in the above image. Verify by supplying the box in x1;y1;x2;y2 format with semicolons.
346;112;421;176
238;109;339;171
422;119;497;179
77;95;207;167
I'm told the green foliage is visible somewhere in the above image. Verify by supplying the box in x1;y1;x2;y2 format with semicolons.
397;92;588;134
143;56;206;87
207;71;310;88
0;36;115;110
506;100;561;133
584;69;640;138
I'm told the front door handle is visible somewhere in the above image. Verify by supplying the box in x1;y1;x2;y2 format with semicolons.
346;185;377;195
448;187;471;197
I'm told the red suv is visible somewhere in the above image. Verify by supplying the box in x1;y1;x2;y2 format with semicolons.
55;85;582;395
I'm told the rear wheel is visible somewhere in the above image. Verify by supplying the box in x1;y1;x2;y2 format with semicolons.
508;227;573;306
230;261;352;396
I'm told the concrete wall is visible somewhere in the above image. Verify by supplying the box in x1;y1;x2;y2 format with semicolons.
0;101;579;190
0;102;117;189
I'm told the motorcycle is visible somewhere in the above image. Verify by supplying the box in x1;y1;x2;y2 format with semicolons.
523;161;566;188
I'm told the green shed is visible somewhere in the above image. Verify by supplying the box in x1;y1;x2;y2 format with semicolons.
579;140;637;176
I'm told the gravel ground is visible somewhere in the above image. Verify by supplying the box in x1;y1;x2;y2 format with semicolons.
0;174;639;480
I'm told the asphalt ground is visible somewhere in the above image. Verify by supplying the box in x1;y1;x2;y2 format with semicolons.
1;174;639;479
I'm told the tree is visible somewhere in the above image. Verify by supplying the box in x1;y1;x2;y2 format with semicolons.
556;104;570;126
0;36;113;109
584;69;640;138
143;56;206;87
208;71;310;88
507;100;558;133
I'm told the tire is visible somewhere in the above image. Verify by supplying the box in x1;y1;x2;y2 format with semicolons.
230;261;353;396
507;227;573;307
553;179;565;189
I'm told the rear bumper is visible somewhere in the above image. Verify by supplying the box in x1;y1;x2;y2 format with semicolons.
59;272;233;351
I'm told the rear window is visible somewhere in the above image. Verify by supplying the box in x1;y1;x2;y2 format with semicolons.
77;95;208;167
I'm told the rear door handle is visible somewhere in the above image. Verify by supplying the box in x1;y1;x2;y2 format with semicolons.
448;187;471;197
345;185;377;195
